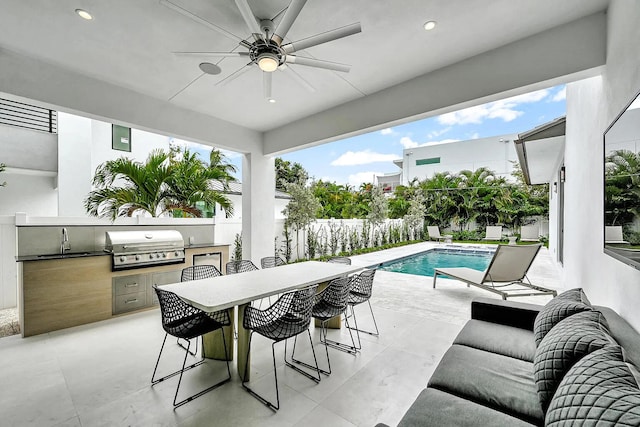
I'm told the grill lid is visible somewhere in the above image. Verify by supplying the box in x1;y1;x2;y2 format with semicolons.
105;230;184;254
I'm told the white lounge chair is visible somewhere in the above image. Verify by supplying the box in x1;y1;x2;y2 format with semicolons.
520;224;540;242
483;225;503;241
432;244;557;300
427;226;451;243
605;226;630;244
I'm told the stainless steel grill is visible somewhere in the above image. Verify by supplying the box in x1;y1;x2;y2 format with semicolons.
105;230;185;271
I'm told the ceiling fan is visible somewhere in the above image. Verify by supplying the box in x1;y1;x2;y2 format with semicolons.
161;0;362;101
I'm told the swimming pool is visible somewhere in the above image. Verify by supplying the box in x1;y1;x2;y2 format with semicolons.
379;247;494;277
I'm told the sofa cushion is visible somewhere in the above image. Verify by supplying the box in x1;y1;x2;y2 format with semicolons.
427;344;544;425
397;388;536;427
545;345;640;426
454;319;537;362
533;288;592;346
533;310;614;410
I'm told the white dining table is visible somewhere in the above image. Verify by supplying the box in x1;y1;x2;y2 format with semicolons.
159;261;363;379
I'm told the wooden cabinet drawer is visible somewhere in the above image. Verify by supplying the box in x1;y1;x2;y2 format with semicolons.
113;292;148;314
113;275;146;296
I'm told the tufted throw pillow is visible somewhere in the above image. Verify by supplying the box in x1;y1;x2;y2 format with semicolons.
534;288;592;346
545;345;640;426
534;310;614;410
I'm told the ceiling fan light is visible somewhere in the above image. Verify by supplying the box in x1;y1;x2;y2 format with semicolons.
268;98;276;103
423;20;437;30
258;54;279;72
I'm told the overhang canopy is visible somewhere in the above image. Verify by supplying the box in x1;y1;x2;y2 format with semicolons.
514;116;566;185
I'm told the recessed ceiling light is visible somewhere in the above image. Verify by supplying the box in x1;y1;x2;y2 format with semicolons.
268;98;276;104
423;20;437;31
75;9;93;20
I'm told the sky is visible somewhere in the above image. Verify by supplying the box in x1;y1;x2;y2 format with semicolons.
184;85;567;186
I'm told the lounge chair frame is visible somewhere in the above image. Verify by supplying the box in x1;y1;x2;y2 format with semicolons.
432;244;557;300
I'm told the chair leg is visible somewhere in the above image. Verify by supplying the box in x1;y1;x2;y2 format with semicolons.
292;321;338;376
176;337;198;356
152;332;231;409
323;313;360;355
345;301;380;337
242;333;281;411
286;331;322;382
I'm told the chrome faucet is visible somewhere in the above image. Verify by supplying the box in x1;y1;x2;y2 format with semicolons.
61;227;71;254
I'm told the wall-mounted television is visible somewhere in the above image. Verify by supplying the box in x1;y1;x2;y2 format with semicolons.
603;88;640;270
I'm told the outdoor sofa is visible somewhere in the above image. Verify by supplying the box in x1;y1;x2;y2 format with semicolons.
376;290;640;426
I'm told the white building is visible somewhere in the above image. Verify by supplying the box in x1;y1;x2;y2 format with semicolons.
394;133;519;185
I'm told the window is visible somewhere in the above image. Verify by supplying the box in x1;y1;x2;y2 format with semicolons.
415;157;440;166
112;124;131;152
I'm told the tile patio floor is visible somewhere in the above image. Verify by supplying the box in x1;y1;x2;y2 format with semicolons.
0;242;562;427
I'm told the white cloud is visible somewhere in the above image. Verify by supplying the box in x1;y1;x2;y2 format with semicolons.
427;127;451;139
400;136;420;149
470;133;480;139
348;171;379;187
552;87;566;102
437;89;551;126
331;149;401;166
380;128;393;135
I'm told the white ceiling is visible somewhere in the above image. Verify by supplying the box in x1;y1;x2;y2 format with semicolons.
0;0;609;152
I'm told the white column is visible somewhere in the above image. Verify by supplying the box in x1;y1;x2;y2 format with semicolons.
242;151;275;263
57;113;93;216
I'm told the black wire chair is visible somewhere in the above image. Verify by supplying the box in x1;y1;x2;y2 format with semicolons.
260;256;286;269
177;265;224;355
327;256;352;265
242;285;320;410
181;264;223;281
346;269;379;349
151;286;231;408
226;260;259;274
292;276;357;376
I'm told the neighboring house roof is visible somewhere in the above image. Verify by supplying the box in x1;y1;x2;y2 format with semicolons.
209;181;291;199
514;116;566;185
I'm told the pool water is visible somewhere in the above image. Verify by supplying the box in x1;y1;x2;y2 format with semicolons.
379;248;494;277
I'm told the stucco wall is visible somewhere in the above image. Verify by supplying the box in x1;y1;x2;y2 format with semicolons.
564;0;640;330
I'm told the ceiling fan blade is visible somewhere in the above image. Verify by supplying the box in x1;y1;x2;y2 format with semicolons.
282;22;361;54
285;55;351;73
160;0;250;48
215;62;254;87
282;66;316;92
271;0;307;45
234;0;263;40
263;72;273;100
173;51;250;57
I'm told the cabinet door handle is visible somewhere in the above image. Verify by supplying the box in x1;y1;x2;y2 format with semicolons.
124;283;138;288
124;298;139;304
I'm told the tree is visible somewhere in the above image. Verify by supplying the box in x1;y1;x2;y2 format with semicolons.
85;147;237;219
404;189;426;239
281;181;321;259
165;148;237;217
367;185;389;227
275;157;308;190
605;149;640;224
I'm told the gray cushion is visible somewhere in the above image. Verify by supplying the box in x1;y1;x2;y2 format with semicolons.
454;319;537;362
533;288;592;346
545;345;640;426
397;388;536;427
533;310;614;410
427;344;544;424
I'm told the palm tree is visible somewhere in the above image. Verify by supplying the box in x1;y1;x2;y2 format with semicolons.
85;147;237;219
85;150;173;219
165;148;236;217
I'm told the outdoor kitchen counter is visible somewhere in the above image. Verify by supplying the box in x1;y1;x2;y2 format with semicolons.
16;251;109;262
18;244;229;337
